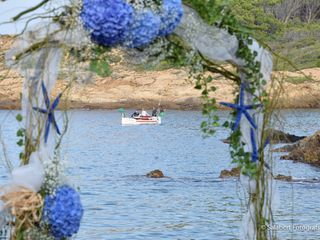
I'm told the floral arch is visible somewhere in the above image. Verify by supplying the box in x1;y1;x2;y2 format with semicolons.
0;1;277;239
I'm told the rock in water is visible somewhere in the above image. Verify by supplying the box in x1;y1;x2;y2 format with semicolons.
267;129;306;144
222;129;305;145
274;174;292;182
146;170;164;178
272;143;298;153
220;169;294;182
219;167;240;178
281;131;320;166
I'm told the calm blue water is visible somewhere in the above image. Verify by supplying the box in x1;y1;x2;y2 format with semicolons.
0;109;320;240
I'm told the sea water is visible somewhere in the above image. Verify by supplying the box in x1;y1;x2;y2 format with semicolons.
0;109;319;239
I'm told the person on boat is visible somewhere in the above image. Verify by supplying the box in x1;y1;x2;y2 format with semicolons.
152;107;158;117
141;109;150;117
131;110;140;118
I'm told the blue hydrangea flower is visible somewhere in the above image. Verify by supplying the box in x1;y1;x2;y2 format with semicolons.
158;0;183;37
80;0;134;46
43;186;84;239
124;10;161;48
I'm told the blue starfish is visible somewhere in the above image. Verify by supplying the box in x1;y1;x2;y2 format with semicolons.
220;83;261;130
250;128;259;163
250;129;273;170
33;82;62;143
264;137;270;148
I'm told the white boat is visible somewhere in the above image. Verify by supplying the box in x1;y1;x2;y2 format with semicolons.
121;114;161;125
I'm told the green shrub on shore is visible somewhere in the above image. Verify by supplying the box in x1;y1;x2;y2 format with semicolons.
225;0;320;70
272;23;320;70
284;76;312;84
141;0;320;72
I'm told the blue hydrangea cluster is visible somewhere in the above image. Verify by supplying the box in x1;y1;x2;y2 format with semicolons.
124;10;161;48
80;0;134;46
43;185;84;239
158;0;183;37
81;0;183;48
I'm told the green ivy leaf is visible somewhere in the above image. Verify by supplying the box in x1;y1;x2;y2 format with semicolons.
222;121;229;128
17;128;25;137
16;114;23;122
17;139;24;147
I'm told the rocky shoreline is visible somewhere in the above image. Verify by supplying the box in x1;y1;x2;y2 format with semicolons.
1;35;320;110
280;131;320;166
1;68;320;111
220;130;320;177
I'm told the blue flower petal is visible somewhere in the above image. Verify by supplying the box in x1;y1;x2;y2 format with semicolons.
124;10;161;48
158;0;183;36
80;0;134;47
43;186;84;239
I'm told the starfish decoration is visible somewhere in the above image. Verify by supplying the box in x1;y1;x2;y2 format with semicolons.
250;128;272;170
264;137;271;149
250;128;259;163
33;81;62;143
220;83;261;130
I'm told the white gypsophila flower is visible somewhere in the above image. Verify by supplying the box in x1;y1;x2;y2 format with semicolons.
185;50;198;65
126;0;162;12
124;37;169;65
24;227;54;240
42;158;67;195
126;0;144;10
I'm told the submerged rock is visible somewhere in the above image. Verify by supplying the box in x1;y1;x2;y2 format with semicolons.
146;170;164;178
222;129;305;145
220;168;294;182
219;167;240;178
274;174;292;182
272;143;298;153
280;131;320;166
267;129;306;144
275;175;320;183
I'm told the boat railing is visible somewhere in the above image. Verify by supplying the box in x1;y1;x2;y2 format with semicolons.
0;226;12;240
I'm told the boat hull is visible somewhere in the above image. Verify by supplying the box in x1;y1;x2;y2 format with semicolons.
122;116;161;125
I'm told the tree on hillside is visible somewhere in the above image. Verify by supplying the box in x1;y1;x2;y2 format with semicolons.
302;0;320;23
270;0;320;23
226;0;282;35
271;0;303;24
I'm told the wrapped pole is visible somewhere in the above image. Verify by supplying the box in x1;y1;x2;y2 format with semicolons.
175;5;275;239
